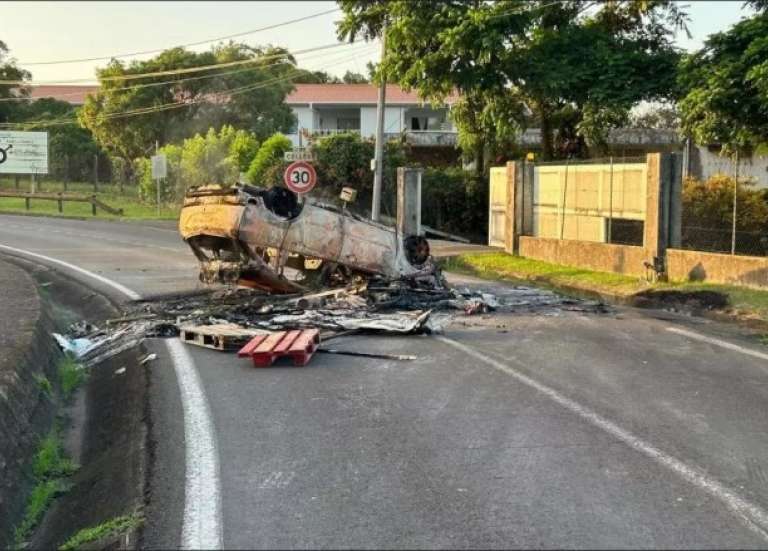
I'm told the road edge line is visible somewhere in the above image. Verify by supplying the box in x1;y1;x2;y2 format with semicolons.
437;335;768;541
0;243;223;549
667;326;768;363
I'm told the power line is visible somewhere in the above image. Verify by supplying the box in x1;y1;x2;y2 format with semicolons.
0;45;379;129
18;7;342;66
0;41;362;86
0;41;374;103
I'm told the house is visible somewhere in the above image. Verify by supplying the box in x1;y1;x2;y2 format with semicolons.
24;85;99;105
284;83;459;148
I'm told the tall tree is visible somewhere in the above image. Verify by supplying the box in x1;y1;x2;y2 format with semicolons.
0;40;31;123
79;43;296;161
678;8;768;154
338;0;685;164
342;70;368;84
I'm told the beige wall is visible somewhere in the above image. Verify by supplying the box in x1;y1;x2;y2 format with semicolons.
667;248;768;288
520;236;651;278
533;162;647;242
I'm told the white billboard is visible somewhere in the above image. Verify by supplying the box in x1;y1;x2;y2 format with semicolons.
0;131;49;174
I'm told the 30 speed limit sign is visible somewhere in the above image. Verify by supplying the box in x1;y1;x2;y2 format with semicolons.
283;160;317;194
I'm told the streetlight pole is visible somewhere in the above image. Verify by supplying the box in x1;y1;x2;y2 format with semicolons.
371;21;387;222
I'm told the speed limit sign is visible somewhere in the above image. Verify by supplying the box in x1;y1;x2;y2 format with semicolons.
283;160;317;194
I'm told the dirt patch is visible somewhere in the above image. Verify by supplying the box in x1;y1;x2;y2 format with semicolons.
1;254;147;550
631;289;729;313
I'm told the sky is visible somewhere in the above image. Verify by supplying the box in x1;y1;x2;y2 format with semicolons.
0;1;756;85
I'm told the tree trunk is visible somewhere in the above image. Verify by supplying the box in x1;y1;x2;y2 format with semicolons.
540;108;554;161
474;140;485;179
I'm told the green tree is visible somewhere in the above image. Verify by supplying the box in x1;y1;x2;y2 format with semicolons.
678;9;768;154
79;43;297;162
0;40;31;123
309;132;405;211
246;133;293;185
12;98;102;180
342;70;368;84
338;0;685;163
292;70;342;84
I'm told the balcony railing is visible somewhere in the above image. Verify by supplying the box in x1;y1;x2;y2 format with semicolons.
310;128;361;137
403;130;458;147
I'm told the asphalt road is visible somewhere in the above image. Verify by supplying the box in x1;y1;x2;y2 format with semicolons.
2;213;768;549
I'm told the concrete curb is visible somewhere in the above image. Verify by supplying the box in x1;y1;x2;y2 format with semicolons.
0;254;148;550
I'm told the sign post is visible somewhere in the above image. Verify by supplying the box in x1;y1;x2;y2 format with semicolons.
151;151;167;216
0;132;49;193
283;160;317;194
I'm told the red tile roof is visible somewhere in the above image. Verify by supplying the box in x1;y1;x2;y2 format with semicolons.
26;85;99;105
286;83;458;105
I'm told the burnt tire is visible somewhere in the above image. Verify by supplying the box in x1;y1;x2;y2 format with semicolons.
404;235;430;266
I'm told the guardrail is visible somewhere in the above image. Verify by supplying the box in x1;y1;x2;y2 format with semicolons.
0;191;124;216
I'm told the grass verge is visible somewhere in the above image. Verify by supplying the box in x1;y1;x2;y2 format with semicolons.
0;179;179;220
14;430;78;548
57;357;86;401
441;252;648;297
444;251;768;322
58;513;143;551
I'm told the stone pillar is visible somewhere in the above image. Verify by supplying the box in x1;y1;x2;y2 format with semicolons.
397;167;422;236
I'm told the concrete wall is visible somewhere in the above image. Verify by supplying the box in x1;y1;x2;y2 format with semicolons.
519;236;651;277
360;106;405;136
532;162;647;242
667;248;768;288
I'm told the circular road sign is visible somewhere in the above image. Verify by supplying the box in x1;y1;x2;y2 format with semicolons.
283;160;317;194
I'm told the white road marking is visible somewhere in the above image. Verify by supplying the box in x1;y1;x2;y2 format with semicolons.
438;335;768;540
667;326;768;363
0;243;222;549
0;243;140;300
167;338;223;550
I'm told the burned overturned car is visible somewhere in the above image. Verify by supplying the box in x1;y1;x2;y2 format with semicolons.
178;185;437;293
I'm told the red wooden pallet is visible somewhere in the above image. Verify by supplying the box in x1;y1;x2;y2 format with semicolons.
237;329;320;367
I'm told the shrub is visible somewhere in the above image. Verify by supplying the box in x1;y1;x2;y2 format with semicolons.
246;133;292;185
137;125;259;202
310;132;405;213
682;174;768;254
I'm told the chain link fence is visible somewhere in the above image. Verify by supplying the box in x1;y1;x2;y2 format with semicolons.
679;168;768;258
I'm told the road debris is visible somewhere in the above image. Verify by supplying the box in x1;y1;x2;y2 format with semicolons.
317;349;417;361
179;323;269;351
49;184;609;368
238;329;320;367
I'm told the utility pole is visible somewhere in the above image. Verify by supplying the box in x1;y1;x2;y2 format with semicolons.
155;140;161;217
731;150;739;255
371;20;387;222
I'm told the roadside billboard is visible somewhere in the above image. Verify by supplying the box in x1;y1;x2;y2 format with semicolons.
0;131;49;174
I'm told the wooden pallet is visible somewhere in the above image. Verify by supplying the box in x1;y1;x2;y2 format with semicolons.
238;329;320;367
179;323;268;351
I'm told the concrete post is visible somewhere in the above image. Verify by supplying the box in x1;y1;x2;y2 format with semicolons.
504;161;531;254
645;152;683;276
396;167;422;236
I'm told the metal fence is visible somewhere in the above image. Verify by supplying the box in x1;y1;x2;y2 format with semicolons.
680;226;768;257
0;152;137;195
679;159;768;257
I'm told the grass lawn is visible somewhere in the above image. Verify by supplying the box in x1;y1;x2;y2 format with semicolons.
0;178;179;220
442;252;649;296
445;251;768;322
